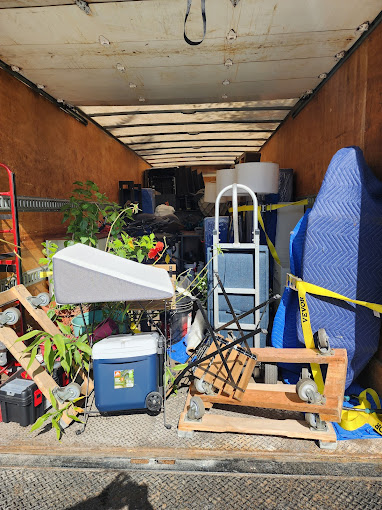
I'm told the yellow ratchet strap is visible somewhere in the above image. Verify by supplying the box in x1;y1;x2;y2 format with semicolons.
287;274;382;395
228;200;309;265
340;389;382;435
40;271;53;278
228;199;309;214
257;211;281;266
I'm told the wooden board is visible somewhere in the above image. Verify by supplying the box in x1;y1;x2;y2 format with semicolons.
250;347;347;364
0;284;94;426
0;327;74;426
178;408;337;442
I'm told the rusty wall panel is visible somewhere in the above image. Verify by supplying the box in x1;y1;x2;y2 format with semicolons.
260;23;382;197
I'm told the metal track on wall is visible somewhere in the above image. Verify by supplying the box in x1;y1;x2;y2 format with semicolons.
0;195;69;212
0;266;47;292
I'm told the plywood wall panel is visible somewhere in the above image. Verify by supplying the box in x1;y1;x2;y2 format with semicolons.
0;70;150;284
261;23;382;197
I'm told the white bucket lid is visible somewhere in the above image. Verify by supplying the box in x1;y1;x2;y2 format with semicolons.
92;332;159;360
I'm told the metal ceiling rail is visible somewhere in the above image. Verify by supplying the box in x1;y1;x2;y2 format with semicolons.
126;138;268;146
88;106;293;117
0;1;146;9
117;130;275;140
145;155;242;161
109;120;282;129
128;139;267;145
136;147;250;154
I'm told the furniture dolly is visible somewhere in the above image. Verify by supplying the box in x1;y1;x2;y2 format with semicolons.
0;284;93;427
176;273;347;447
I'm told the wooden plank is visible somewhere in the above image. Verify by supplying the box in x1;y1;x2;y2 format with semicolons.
178;411;337;442
221;352;247;396
211;348;240;391
10;285;61;336
194;343;219;382
0;288;17;307
232;358;256;401
250;347;347;364
246;382;296;393
199;388;339;422
0;327;76;426
320;359;347;422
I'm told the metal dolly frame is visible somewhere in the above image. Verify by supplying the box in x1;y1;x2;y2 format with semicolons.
212;183;261;342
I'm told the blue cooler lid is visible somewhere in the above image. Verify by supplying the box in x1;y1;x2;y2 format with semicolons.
92;332;159;360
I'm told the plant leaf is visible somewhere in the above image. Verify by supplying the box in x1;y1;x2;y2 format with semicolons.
43;338;52;372
74;342;92;356
74;349;82;366
30;412;53;432
67;414;84;423
52;334;66;359
27;346;38;369
49;389;58;411
17;330;42;342
57;322;72;336
51;417;62;441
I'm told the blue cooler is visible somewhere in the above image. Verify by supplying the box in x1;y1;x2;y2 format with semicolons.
92;333;159;412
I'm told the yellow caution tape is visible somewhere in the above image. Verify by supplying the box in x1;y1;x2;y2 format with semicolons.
340;389;382;435
288;273;382;431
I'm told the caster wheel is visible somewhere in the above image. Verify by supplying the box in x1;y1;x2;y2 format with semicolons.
187;396;205;421
194;377;214;395
296;377;319;402
145;391;162;413
37;292;50;307
264;362;278;384
3;307;21;326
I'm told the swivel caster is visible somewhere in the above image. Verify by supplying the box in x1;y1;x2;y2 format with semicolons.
27;292;50;309
187;396;205;421
194;377;214;395
0;307;21;326
296;368;325;404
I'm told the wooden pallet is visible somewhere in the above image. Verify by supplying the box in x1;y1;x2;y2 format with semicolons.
0;285;93;427
179;347;347;444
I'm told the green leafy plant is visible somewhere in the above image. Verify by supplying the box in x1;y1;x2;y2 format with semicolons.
18;323;92;376
106;232;165;263
31;392;84;441
60;180;135;247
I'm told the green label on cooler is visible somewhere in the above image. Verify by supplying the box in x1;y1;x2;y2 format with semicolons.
114;369;134;389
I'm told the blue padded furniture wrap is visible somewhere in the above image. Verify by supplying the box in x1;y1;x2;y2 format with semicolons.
271;210;311;382
297;147;382;387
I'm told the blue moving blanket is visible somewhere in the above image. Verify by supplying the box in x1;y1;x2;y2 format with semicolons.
272;147;382;388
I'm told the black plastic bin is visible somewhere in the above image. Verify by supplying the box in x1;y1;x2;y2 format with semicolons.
0;378;44;426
